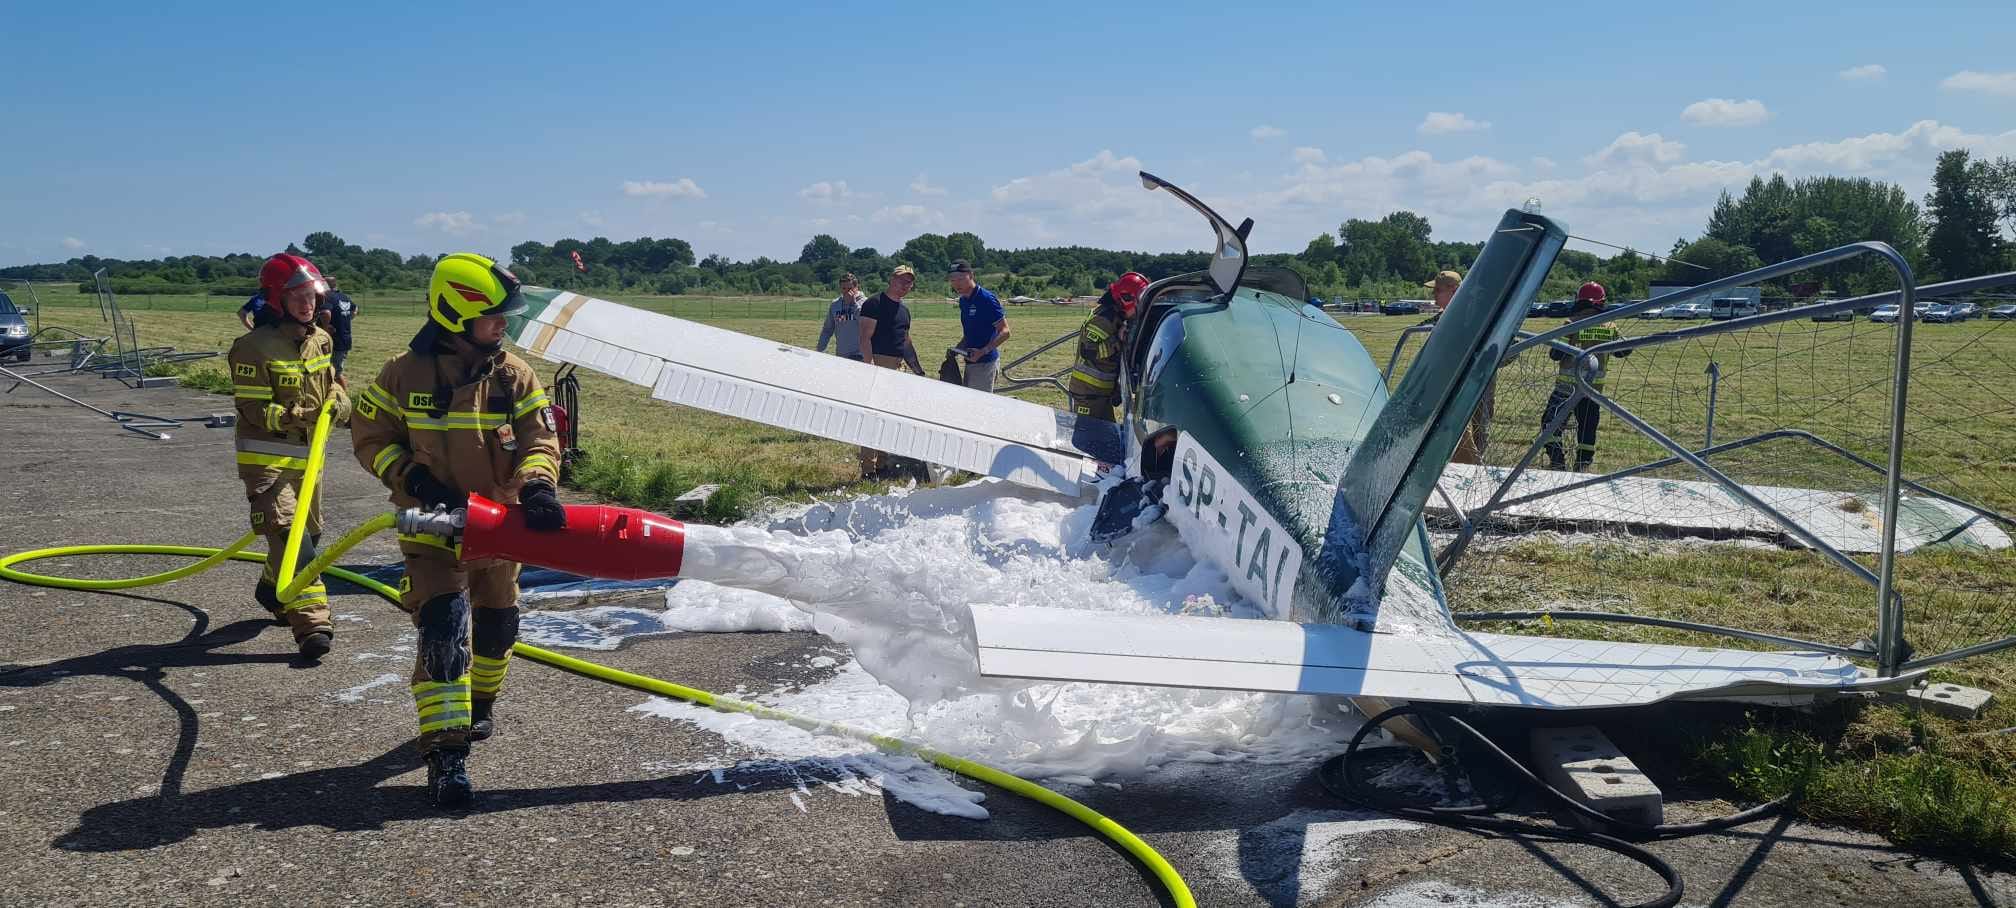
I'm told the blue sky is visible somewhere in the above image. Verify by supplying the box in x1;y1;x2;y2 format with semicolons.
4;0;2014;268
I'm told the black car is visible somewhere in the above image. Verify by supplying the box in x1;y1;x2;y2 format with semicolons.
0;291;31;363
1380;299;1423;316
1528;300;1574;318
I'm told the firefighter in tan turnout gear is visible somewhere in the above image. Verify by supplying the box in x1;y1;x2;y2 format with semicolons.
1066;271;1148;423
350;252;566;807
228;253;351;660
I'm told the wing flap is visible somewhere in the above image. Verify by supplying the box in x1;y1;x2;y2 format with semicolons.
970;604;1919;709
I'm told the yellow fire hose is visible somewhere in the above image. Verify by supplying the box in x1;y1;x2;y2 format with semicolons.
0;402;1196;907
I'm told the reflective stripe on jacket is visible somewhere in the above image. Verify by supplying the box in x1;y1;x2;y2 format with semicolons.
227;321;349;474
350;343;561;509
1066;305;1124;399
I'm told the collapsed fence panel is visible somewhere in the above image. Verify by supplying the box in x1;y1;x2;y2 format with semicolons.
1382;254;2016;681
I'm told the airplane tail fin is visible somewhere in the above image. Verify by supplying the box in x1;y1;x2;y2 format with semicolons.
1317;210;1567;612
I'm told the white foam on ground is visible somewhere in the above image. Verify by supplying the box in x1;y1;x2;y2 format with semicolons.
581;479;1363;819
1212;807;1423;906
1359;880;1583;908
332;673;403;703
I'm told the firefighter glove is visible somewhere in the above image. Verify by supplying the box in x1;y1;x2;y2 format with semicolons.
405;465;467;512
519;480;567;532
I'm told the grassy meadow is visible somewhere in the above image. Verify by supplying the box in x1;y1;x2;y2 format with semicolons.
22;283;2016;859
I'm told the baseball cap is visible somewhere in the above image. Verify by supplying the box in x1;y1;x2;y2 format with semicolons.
1422;270;1462;289
949;261;974;275
891;264;916;278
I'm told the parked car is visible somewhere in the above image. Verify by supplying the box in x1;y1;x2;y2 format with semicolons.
1636;305;1668;319
1949;302;1981;320
1663;301;1713;319
1710;297;1761;320
1380;299;1423;316
1528;300;1574;318
1869;305;1901;323
1990;304;2016;320
1810;306;1854;322
1923;303;1974;323
0;291;31;363
1306;296;1327;308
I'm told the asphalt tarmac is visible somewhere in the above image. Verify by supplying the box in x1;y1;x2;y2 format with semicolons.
2;360;2008;907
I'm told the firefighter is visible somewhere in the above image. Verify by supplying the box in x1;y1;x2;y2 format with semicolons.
350;252;565;807
1066;272;1147;423
228;253;350;660
1541;281;1630;471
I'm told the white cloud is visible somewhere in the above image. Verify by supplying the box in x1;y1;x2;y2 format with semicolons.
1418;112;1490;135
1250;125;1285;141
579;211;606;227
1838;64;1886;81
1291;146;1327;164
1585;131;1687;167
869;204;939;227
621;178;706;199
910;173;947;196
493;211;527;226
414;211;479;234
60;236;84;250
1681;98;1770;127
798;180;854;202
990;150;1153;223
1941;70;2016;97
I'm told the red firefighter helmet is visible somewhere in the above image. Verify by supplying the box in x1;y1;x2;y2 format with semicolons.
259;254;326;323
1575;281;1607;306
1111;272;1149;317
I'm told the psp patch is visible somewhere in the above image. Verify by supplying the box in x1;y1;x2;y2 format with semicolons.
234;363;258;378
407;391;436;410
355;396;378;419
276;373;302;388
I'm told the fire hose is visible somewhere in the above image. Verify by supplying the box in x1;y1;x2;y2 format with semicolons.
0;401;1196;908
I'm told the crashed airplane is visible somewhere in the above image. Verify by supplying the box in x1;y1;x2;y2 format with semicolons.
499;171;1923;712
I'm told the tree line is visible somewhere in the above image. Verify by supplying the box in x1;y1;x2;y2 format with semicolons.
8;152;2011;301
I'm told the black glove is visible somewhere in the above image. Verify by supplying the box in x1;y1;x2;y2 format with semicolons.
1548;348;1569;363
404;465;467;512
519;479;567;532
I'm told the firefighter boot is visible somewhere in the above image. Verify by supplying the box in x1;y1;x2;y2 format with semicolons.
254;579;287;626
425;747;473;808
298;631;333;660
469;699;495;742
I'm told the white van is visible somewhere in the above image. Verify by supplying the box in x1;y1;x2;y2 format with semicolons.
1711;297;1760;320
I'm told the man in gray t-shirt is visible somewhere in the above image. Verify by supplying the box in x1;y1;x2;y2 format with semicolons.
815;273;868;360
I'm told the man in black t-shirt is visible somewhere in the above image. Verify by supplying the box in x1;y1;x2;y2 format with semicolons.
314;280;358;382
854;265;924;477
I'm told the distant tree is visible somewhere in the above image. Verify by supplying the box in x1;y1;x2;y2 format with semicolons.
1924;149;2006;280
797;234;849;265
943;231;986;268
1665;236;1762;283
1300;232;1338;266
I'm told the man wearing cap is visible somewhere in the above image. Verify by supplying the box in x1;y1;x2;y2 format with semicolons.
855;265;925;477
1423;270;1491;464
949;261;1009;392
1541;282;1630;471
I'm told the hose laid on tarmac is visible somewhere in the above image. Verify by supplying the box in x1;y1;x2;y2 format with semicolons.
0;404;1196;908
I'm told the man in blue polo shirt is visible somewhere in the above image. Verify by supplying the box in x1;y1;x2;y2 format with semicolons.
949;260;1009;391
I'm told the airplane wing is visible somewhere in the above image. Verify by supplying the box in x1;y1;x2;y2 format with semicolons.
969;604;1921;709
507;289;1107;495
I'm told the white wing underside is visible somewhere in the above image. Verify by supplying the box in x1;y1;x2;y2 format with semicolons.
971;605;1919;709
516;291;1096;495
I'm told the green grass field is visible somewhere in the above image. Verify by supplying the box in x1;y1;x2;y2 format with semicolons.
24;284;2016;858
